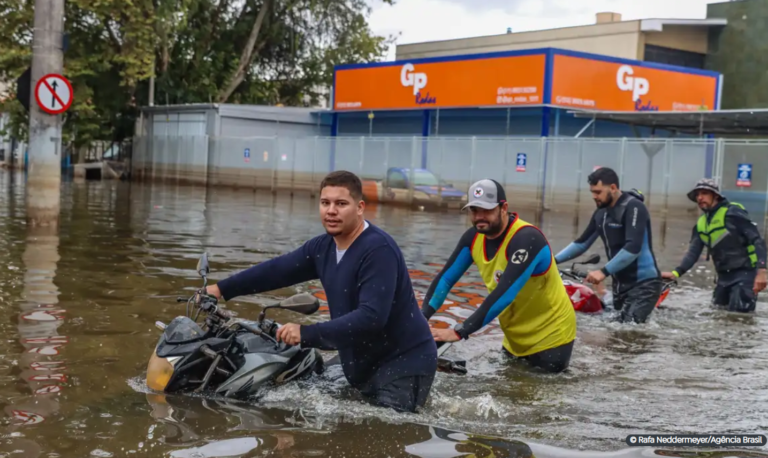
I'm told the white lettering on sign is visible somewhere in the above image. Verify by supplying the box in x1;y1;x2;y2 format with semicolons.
336;101;362;109
616;65;649;102
497;86;537;95
401;63;428;95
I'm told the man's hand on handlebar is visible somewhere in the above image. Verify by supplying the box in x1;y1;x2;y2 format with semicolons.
275;323;301;346
191;284;221;307
205;284;222;299
193;290;218;306
585;270;606;285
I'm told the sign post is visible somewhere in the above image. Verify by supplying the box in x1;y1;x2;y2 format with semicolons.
33;73;73;115
516;153;527;172
244;148;251;163
737;163;752;188
368;111;374;136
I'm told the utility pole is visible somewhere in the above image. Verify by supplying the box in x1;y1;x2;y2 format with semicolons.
26;0;65;228
149;76;155;106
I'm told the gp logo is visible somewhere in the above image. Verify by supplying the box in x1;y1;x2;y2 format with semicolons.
401;63;427;95
616;65;649;102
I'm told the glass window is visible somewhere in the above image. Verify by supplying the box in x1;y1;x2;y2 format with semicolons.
644;44;705;70
387;170;407;188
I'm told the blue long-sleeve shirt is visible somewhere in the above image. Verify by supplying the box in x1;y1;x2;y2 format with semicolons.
216;222;437;389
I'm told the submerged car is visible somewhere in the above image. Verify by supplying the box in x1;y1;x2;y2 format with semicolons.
363;168;467;209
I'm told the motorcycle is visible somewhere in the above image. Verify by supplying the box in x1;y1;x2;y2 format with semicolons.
558;254;675;313
146;253;326;399
147;252;469;398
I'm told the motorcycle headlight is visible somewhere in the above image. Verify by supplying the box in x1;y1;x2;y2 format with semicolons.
146;352;179;391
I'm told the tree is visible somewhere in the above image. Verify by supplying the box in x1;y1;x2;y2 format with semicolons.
156;0;395;106
0;0;394;146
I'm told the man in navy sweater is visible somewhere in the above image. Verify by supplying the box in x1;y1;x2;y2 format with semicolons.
203;171;438;413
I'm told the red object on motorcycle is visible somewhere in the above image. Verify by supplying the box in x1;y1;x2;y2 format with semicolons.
655;284;671;308
564;280;672;314
563;280;603;313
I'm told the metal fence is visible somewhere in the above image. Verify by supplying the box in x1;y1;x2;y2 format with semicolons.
131;135;768;213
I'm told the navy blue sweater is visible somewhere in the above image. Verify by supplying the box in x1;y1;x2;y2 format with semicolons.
216;222;437;389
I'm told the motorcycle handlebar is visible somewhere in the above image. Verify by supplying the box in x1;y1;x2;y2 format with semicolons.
662;277;678;286
559;269;586;281
213;306;232;320
179;292;232;320
561;269;678;288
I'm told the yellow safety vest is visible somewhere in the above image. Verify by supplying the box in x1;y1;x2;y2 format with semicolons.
470;215;577;357
696;202;757;267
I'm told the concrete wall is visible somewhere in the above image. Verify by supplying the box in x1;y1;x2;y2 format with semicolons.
644;25;710;55
396;22;643;61
396;21;714;67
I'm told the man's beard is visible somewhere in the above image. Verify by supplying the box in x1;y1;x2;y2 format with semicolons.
475;217;504;235
595;193;614;209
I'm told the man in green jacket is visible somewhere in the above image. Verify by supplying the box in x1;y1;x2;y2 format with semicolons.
662;178;768;313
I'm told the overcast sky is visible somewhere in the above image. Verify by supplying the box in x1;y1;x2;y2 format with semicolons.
368;0;718;60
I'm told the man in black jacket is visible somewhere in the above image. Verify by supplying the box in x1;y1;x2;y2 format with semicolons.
662;178;767;313
554;167;662;324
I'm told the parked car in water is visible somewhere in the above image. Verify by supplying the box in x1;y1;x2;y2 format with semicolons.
362;168;467;209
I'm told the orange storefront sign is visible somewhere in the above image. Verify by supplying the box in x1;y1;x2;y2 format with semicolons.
550;53;718;112
333;53;547;111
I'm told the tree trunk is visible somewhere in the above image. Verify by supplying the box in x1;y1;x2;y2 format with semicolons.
217;0;272;103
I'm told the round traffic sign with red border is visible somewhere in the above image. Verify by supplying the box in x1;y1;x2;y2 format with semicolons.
34;73;73;115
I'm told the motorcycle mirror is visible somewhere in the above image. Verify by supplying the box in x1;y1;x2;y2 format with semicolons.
196;253;210;278
579;253;601;265
278;293;320;315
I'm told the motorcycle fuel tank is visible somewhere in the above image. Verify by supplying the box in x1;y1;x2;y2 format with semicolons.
215;351;298;397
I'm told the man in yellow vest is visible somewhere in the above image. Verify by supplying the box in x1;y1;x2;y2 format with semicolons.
423;179;577;373
662;178;767;313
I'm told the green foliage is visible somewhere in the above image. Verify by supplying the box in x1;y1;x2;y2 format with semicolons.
706;0;768;109
0;0;394;145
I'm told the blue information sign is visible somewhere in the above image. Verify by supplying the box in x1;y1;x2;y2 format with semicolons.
516;153;527;172
737;163;752;187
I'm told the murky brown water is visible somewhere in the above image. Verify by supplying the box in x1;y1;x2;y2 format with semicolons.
1;170;767;458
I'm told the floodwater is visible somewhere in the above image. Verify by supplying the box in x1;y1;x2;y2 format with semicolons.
1;170;767;458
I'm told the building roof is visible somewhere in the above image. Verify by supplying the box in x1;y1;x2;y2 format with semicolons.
569;108;768;136
639;18;728;32
140;103;328;124
395;17;728;49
